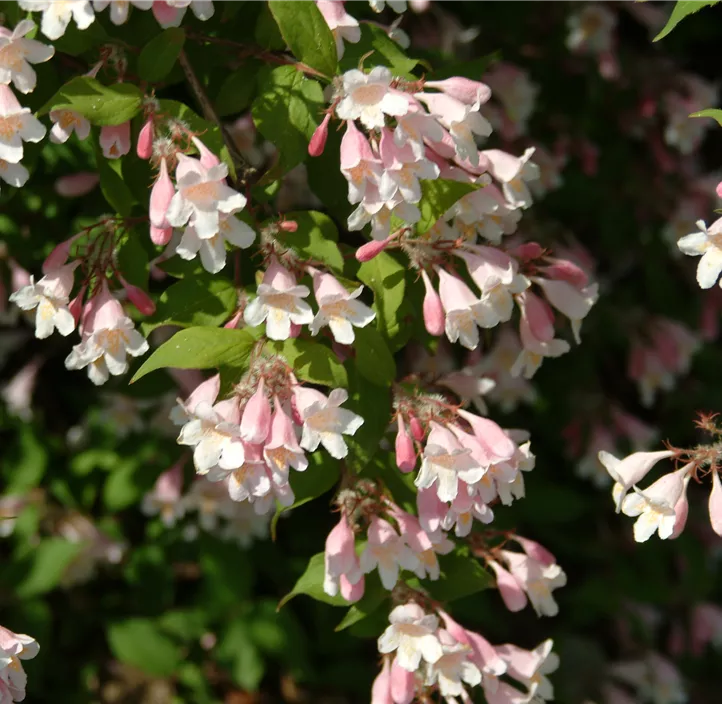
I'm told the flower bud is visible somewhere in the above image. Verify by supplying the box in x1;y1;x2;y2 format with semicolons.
425;77;491;105
119;275;156;316
54;172;99;197
191;136;221;168
340;573;364;602
68;286;86;325
709;470;722;537
408;414;425;441
137;117;154;159
150;225;173;246
224;310;243;329
308;113;331;157
278;220;298;233
394;416;416;473
356;237;391;262
420;269;444;336
240;378;272;444
150;158;175;229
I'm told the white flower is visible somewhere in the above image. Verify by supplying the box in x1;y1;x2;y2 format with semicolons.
498;639;559;702
19;0;95;40
0;84;46;163
316;0;360;59
377;603;443;672
176;209;255;274
294;387;363;459
9;264;76;339
0;158;28;189
309;272;375;344
165;154;246;240
484;147;541;210
425;642;482;699
93;0;153;25
369;0;407;13
243;258;313;340
677;218;722;289
177;399;245;474
501;550;567;617
49;109;91;144
0;20;54;94
336;66;409;130
206;445;272;505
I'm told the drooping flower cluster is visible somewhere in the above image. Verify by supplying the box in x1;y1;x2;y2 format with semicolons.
373;603;558;704
0;625;39;703
174;363;363;515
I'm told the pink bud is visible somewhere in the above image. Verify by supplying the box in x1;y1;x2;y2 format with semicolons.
543;258;589;288
137;117;154;159
709;470;722;537
99;122;131;159
54;171;99;197
670;473;691;539
42;233;83;274
513;535;556;567
9;259;31;291
150;158;176;230
119;275;156;316
390;658;415;704
279;220;298;233
68;286;86;325
240;378;272;444
409;415;425;442
520;290;555;343
489;560;527;612
308;113;331;157
395;416;416;473
150;225;173;246
511;242;544;261
224;309;243;329
420;270;444;336
340;573;364;602
425;77;491;105
371;659;393;704
356;237;392;262
191;136;221;168
717;181;722;199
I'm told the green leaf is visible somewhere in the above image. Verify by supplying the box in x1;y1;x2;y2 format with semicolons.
107;619;182;677
114;227;149;289
138;28;185;82
278;552;347;608
358;251;406;341
272;338;348;387
14;539;83;598
654;0;719;41
353;326;396;386
271;453;340;539
416;179;479;234
142;275;237;333
217;620;265;691
200;534;254;613
252;66;324;174
4;425;47;493
97;153;135;217
215;61;261;117
690;108;722;126
277;211;343;273
340;24;418;77
420;551;493;602
158;99;223;155
131;327;257;382
268;1;338;77
103;460;155;511
335;574;386;631
39;77;143;126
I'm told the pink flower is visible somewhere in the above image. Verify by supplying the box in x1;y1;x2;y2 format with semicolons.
49;108;91;144
118;275;155;316
0;19;54;93
378;127;439;204
21;0;95;40
371;658;393;704
149;157;176;236
483;147;540;209
323;511;362;598
497;639;558;702
207;442;272;505
316;1;360;58
425;77;491;106
489;560;527;613
308;112;331;156
437;268;488;350
395;416;416;473
136;116;154;158
336;66;409;130
420;269;445;336
377;603;442;671
240;378;272;444
170;373;221;425
340;119;383;204
0;84;45;162
709;469;722;537
0;623;39;701
532;276;598;344
360;518;420;590
499;550;567;617
99;121;131;159
263;399;308;478
141;462;185;526
54;171;98;197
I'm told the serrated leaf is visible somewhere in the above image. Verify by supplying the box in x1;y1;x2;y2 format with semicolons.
654;0;719;41
278;552;347;609
353;326;396;386
271;338;348;387
107;619;182;677
269;1;338;77
358;251;406;340
690;107;722;126
142;275;237;333
131;327;257;382
39;77;143;126
416;179;479;234
276;210;343;272
252;66;324;174
138;27;185;82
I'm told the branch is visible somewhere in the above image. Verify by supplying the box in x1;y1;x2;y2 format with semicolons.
178;49;257;188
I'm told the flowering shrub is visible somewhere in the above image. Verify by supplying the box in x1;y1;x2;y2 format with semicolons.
2;1;722;702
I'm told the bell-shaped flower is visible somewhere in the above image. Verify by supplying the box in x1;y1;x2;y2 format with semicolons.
165;154;246;239
348;189;420;240
94;0;153;25
0;84;45;163
532;276;598;344
621;466;691;542
416;422;485;503
709;469;722;537
316;0;360;59
0;157;28;190
240;378;272;445
417;486;447;535
340;119;383;203
170;373;221;425
336;66;410;130
323;510;362;597
439;611;507;678
425;631;482;700
677;218;722;289
99;121;130;159
141;462;185;526
415;91;492;166
64;283;148;385
294;386;364;459
208;443;272;505
377;603;443;671
244;258;314;340
309;271;375;344
497;639;558;702
598;449;675;512
49;108;90;144
152;0;214;28
489;559;528;612
483;148;540;209
0;20;54;94
20;0;95;40
500;550;567;617
425;77;492;106
395;415;417;472
437;268;488;350
264;399;308;478
9;262;76;339
393;108;445;159
360;517;420;590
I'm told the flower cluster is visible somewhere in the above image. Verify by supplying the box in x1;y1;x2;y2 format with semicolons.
373;603;558;704
0;625;39;703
